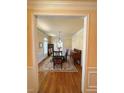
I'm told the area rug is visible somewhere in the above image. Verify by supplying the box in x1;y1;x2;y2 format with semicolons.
39;57;78;72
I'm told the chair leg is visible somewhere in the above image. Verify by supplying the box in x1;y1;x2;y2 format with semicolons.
61;63;62;69
53;63;55;69
66;57;67;62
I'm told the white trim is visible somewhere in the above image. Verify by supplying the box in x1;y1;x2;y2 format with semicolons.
33;12;89;16
88;71;97;88
82;15;90;93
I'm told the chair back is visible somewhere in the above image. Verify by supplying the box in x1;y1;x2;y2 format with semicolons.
64;49;68;61
53;56;63;63
53;51;62;57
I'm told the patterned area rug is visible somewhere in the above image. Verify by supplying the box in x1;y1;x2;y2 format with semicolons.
39;57;78;72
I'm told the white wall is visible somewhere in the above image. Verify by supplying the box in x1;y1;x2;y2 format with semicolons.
63;36;72;49
35;28;48;63
72;28;84;50
72;28;84;67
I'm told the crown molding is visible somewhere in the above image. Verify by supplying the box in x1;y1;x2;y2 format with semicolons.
28;0;97;10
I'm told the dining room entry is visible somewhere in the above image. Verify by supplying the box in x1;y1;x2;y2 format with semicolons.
35;15;87;93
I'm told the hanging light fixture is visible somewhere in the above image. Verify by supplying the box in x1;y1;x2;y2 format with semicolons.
57;32;63;51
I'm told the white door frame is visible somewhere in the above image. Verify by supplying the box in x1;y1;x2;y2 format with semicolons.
32;13;89;93
81;16;89;93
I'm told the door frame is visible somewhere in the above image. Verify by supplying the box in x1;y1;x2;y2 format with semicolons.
31;12;89;93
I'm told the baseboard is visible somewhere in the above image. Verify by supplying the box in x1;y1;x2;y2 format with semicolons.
38;56;49;66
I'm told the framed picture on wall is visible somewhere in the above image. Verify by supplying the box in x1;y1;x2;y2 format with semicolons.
39;42;43;48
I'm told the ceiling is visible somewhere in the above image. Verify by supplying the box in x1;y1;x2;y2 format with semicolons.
37;16;84;37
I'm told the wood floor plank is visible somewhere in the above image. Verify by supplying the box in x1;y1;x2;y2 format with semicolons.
38;59;82;93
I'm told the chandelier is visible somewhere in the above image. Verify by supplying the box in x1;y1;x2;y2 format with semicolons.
56;32;63;51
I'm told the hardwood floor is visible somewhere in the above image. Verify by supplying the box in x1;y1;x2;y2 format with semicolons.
38;59;82;93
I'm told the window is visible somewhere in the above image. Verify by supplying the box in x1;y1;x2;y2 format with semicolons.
43;37;48;55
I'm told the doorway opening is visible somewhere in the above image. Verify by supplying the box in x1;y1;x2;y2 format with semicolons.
32;15;89;93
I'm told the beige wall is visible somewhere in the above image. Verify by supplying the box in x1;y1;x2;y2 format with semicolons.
27;10;33;67
48;36;52;44
63;37;72;49
72;28;84;50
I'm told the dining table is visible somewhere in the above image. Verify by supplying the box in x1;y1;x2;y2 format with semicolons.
52;51;66;61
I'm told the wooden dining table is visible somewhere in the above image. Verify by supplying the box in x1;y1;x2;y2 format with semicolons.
52;51;66;69
53;51;65;58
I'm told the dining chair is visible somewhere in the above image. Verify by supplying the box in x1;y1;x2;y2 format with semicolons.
53;57;63;69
